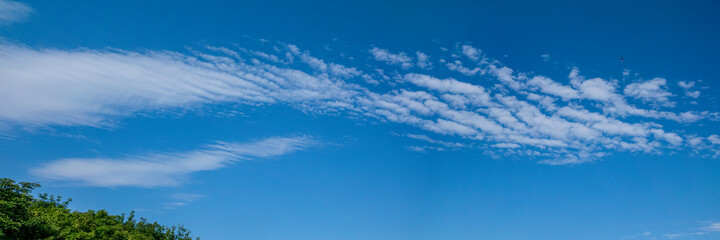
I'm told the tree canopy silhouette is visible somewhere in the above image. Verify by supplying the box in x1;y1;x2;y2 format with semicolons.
0;178;198;240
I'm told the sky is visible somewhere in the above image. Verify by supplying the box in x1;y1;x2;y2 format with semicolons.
1;0;720;239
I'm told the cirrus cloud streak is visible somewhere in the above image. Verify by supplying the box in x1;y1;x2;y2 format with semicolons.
1;40;718;164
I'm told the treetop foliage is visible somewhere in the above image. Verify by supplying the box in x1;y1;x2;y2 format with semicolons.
0;178;198;240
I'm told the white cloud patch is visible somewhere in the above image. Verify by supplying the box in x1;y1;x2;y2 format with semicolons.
369;47;413;68
540;54;550;62
399;133;466;152
624;78;674;107
165;193;205;209
622;69;631;77
446;60;483;76
707;134;720;145
0;0;31;24
0;44;361;128
492;143;521;149
329;63;361;78
461;45;481;62
31;136;315;187
678;80;701;98
404;73;492;106
527;76;580;100
701;222;720;232
573;77;618;101
1;41;718;165
489;65;521;90
664;221;720;239
415;51;431;69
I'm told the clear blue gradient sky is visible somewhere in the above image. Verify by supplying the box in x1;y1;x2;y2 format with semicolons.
1;0;720;239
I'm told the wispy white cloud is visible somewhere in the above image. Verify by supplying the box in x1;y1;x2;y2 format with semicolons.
492;143;521;149
0;0;31;24
678;81;701;99
702;222;720;232
461;45;481;62
415;51;432;69
540;54;550;62
624;78;674;107
31;136;315;187
446;60;483;76
527;76;580;100
1;40;718;165
369;47;413;69
664;221;720;239
621;231;652;239
570;70;619;101
399;133;467;151
164;193;204;209
0;44;361;128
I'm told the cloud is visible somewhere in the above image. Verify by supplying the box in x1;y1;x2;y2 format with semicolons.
403;73;492;106
31;136;315;187
404;133;466;148
415;51;431;69
624;78;674;107
492;143;521;148
1;40;717;165
678;81;701;98
165;193;204;209
0;0;31;24
678;81;694;89
369;47;413;68
0;44;361;128
461;45;481;62
540;54;550;62
527;76;580;99
329;63;361;78
664;221;720;239
489;65;521;89
701;222;720;232
446;60;482;76
573;77;618;101
399;133;467;152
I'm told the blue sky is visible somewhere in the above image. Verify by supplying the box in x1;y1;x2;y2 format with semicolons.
1;0;720;239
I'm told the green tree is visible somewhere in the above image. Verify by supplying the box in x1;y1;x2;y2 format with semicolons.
0;178;198;240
